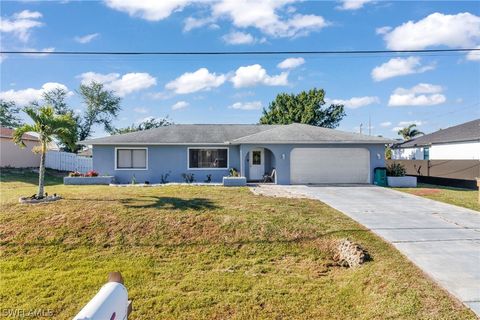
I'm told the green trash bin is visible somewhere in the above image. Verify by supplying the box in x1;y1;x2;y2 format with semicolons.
374;167;387;187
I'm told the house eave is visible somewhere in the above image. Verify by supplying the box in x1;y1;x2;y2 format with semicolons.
78;142;232;146
80;140;391;146
394;138;480;149
230;140;391;145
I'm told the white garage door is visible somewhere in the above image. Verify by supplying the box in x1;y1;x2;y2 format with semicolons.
290;148;370;184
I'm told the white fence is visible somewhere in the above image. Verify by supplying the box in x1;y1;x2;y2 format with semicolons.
46;151;93;173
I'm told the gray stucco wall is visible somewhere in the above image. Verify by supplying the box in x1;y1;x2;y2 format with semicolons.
93;143;385;184
93;145;240;184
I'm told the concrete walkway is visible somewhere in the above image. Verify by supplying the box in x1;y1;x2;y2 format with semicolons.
253;184;480;315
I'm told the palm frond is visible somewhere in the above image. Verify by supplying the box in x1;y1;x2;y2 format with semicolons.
23;107;41;124
12;125;37;148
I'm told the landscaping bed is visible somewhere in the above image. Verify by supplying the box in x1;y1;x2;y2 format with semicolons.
64;176;115;185
0;169;475;319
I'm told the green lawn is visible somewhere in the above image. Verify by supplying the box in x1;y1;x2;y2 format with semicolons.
0;169;475;319
393;183;479;212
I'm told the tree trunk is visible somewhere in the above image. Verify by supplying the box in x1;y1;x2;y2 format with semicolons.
38;141;46;198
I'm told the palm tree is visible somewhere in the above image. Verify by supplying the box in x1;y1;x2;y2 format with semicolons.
397;124;424;141
13;106;76;198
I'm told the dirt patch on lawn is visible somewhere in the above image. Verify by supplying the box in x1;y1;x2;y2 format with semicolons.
250;185;308;199
410;189;441;196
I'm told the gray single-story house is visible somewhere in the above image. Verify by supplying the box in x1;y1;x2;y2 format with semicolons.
79;123;391;185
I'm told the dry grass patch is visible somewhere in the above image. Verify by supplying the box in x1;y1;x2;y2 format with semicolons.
0;169;476;319
394;183;479;212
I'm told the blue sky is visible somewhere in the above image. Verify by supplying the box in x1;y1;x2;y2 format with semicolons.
1;0;479;139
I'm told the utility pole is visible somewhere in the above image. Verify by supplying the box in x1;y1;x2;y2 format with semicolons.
359;123;363;134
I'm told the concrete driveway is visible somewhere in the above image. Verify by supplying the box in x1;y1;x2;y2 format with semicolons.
252;184;480;315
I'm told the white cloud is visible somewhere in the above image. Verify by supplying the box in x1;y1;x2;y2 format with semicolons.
133;107;148;114
79;72;118;84
337;0;373;11
380;121;392;127
371;56;435;81
0;82;72;106
74;33;100;44
228;101;262;110
232;91;255;99
0;10;43;42
398;120;423;126
382;12;480;50
15;10;42;20
222;31;256;45
21;47;55;57
393;120;424;132
165;68;226;94
376;26;391;35
171;101;189;110
211;0;328;38
388;83;446;107
106;73;156;96
183;16;217;32
277;57;305;69
105;1;328;39
231;64;288;88
397;83;443;95
104;0;192;21
329;96;379;109
78;72;157;97
467;46;480;61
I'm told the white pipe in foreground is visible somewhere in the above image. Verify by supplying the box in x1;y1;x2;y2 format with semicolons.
73;272;131;320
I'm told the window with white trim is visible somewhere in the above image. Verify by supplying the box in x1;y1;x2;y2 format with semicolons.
116;149;147;169
189;148;228;169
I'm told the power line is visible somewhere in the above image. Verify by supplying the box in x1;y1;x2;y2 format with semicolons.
2;48;480;56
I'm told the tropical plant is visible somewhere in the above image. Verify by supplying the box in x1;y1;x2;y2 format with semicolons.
204;174;212;183
181;173;195;183
386;162;406;177
397;124;424;141
385;145;392;160
229;168;239;177
0;100;23;128
160;171;171;184
38;88;80;152
13;106;76;198
259;88;346;128
38;84;121;152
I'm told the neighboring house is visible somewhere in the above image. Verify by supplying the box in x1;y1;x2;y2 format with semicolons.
392;119;480;160
77;148;92;157
80;123;391;185
0;127;41;168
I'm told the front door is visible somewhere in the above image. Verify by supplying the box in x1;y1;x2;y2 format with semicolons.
249;149;264;181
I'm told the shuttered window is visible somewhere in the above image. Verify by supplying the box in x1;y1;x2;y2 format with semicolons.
116;149;147;169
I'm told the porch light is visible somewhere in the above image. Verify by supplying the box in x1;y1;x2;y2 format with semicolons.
281;153;286;160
